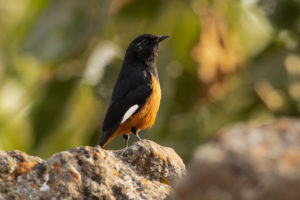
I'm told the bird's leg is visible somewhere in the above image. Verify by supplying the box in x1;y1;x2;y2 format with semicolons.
123;134;130;147
131;127;141;141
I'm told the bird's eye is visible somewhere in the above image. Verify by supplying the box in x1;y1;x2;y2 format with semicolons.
142;39;149;45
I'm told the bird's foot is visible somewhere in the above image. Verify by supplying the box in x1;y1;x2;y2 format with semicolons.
136;133;142;141
131;127;142;141
123;134;129;147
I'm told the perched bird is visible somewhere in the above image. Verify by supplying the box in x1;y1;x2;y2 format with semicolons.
97;34;169;147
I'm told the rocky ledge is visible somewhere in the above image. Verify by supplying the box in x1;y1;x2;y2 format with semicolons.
0;140;185;200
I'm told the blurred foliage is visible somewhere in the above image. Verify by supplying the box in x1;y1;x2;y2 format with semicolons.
0;0;299;161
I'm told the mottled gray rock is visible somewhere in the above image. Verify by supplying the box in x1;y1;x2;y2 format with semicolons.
0;140;185;200
172;118;300;200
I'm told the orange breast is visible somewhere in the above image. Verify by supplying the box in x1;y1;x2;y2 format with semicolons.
115;74;161;135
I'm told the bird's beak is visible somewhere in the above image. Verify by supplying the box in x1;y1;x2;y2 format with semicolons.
157;35;169;43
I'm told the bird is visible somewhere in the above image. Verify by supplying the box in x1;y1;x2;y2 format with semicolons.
97;34;169;148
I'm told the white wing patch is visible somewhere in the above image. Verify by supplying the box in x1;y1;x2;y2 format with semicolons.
121;104;139;124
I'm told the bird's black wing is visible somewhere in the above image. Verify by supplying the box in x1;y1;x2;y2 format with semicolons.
98;70;152;146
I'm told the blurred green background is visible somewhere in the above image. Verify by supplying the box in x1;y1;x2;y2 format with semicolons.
0;0;299;161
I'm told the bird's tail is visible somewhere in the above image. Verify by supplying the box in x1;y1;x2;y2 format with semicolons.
97;131;114;148
97;131;106;147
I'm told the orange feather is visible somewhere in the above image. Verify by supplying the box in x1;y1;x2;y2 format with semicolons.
102;74;161;147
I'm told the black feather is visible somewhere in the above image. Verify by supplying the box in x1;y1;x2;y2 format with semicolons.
98;69;152;146
97;34;168;147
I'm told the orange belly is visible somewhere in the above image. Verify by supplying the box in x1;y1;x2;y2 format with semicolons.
118;74;161;134
105;74;161;145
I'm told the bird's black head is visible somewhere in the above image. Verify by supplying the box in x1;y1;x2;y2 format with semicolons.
125;34;169;64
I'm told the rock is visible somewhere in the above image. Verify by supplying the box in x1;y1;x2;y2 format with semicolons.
0;140;185;200
172;118;300;200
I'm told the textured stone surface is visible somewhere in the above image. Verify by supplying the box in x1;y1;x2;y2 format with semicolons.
172;118;300;200
0;140;185;200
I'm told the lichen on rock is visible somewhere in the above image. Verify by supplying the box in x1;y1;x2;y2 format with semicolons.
0;140;185;200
